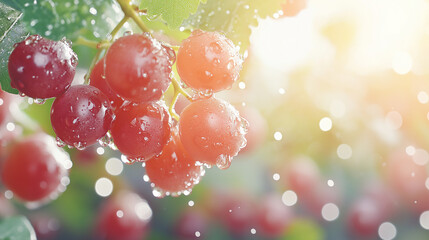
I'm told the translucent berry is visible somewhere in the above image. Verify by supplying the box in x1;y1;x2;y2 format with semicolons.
105;34;172;102
110;101;171;162
179;97;247;169
177;30;242;92
8;35;78;99
145;127;204;196
50;85;114;149
0;133;71;203
89;57;125;109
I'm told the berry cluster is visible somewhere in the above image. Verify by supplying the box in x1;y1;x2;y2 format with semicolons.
5;28;247;198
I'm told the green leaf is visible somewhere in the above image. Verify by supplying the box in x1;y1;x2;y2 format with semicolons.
0;2;28;94
183;0;284;52
283;219;324;240
3;0;121;41
0;216;37;240
140;0;207;29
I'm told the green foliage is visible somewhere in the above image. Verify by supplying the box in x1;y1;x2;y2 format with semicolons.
1;0;121;41
0;3;27;94
183;0;284;52
0;216;37;240
140;0;206;29
283;219;324;240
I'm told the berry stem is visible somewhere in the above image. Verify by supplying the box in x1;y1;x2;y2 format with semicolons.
108;16;130;40
76;37;111;49
75;37;98;49
84;15;130;84
172;77;192;101
116;0;151;33
168;89;181;122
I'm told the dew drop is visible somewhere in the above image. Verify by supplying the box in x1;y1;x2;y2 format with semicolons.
56;137;66;148
33;98;46;104
152;187;166;198
216;154;232;170
120;154;134;165
123;31;132;36
73;142;85;150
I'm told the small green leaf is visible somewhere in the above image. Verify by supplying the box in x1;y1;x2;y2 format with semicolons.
183;0;284;52
0;2;28;94
0;216;37;240
141;0;207;29
5;0;121;41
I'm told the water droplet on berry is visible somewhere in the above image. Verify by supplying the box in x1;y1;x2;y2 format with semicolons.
73;142;86;150
197;89;213;99
56;137;66;148
216;154;232;170
152;187;166;198
33;98;46;104
120;154;135;165
123;31;132;36
227;59;235;70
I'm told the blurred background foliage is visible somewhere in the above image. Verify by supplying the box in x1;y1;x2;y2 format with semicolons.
2;0;429;239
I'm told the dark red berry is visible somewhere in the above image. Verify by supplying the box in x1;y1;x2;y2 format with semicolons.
8;35;78;99
50;85;113;149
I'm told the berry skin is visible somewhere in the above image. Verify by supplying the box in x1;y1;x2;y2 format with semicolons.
145;127;204;196
50;85;114;149
0;134;70;202
89;57;125;109
110;101;171;163
8;35;78;99
179;97;247;169
105;34;173;102
95;191;151;240
177;30;242;93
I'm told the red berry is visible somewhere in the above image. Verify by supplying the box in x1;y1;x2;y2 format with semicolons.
95;191;152;240
175;209;208;240
177;30;242;93
383;150;429;212
0;134;70;202
283;156;320;197
255;194;294;237
105;34;172;102
8;35;78;99
280;0;307;17
213;192;256;236
29;213;60;240
110;101;171;163
89;57;125;109
145;127;204;197
348;197;387;236
179;97;247;169
50;85;114;149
